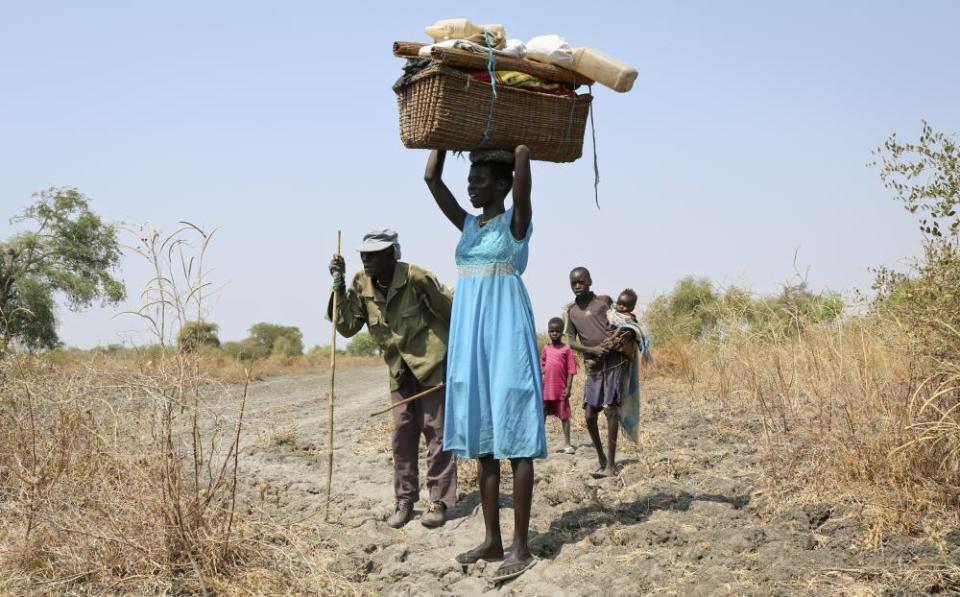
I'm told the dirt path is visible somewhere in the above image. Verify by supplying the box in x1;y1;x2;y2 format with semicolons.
225;367;955;596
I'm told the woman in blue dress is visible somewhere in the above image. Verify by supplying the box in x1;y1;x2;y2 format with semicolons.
425;145;545;581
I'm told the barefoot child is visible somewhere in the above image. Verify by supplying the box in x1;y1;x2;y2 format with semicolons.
563;267;634;478
541;317;577;454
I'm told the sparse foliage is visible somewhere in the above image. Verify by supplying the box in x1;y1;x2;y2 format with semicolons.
874;121;960;238
872;122;960;364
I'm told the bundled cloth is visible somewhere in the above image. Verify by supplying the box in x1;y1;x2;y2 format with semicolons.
605;308;651;443
468;70;577;97
418;38;527;59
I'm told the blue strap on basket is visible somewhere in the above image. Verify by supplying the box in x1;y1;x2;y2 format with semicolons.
589;84;600;209
480;30;497;146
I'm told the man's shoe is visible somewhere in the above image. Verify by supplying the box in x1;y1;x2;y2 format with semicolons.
386;499;413;528
420;501;446;528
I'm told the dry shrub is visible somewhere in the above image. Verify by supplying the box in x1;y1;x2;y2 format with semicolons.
689;311;960;538
640;337;696;383
0;222;252;593
0;354;253;594
0;223;358;594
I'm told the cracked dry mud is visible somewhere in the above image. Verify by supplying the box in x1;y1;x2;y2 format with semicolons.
215;366;958;596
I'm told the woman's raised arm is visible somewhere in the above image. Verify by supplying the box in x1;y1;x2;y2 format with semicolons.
425;150;467;231
511;145;531;240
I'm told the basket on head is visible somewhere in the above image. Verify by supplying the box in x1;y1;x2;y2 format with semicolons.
394;64;592;163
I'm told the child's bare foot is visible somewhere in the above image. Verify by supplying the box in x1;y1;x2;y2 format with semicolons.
455;541;504;565
590;454;610;477
591;464;618;478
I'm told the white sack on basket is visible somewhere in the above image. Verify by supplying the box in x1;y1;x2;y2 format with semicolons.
525;34;574;69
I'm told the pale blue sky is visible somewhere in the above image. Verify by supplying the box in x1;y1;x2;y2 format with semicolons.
2;2;957;349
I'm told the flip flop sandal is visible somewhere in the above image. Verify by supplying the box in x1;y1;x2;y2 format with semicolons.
590;466;610;478
562;446;576;455
490;557;537;583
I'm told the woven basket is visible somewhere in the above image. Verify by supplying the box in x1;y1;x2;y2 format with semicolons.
394;64;592;163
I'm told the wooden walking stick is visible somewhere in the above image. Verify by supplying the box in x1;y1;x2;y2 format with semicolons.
368;383;445;417
325;230;341;521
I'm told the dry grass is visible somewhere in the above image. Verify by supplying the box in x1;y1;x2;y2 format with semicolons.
47;349;380;385
2;356;228;593
0;349;364;595
670;314;960;542
0;222;367;595
557;301;960;548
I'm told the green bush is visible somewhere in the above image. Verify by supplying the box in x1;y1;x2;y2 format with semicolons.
746;283;844;337
645;277;843;343
306;345;329;360
873;240;960;362
645;276;719;343
222;339;263;361
177;321;220;353
306;344;345;362
271;335;301;358
248;323;303;357
134;344;166;361
345;332;379;356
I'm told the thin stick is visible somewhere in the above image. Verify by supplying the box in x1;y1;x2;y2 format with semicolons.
368;384;445;417
222;369;249;558
325;230;341;521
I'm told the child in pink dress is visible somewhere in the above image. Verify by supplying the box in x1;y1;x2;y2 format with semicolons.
541;317;578;454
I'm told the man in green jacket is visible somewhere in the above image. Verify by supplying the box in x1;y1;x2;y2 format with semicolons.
327;230;456;528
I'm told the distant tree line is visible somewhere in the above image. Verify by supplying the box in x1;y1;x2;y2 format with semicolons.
177;321;380;360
